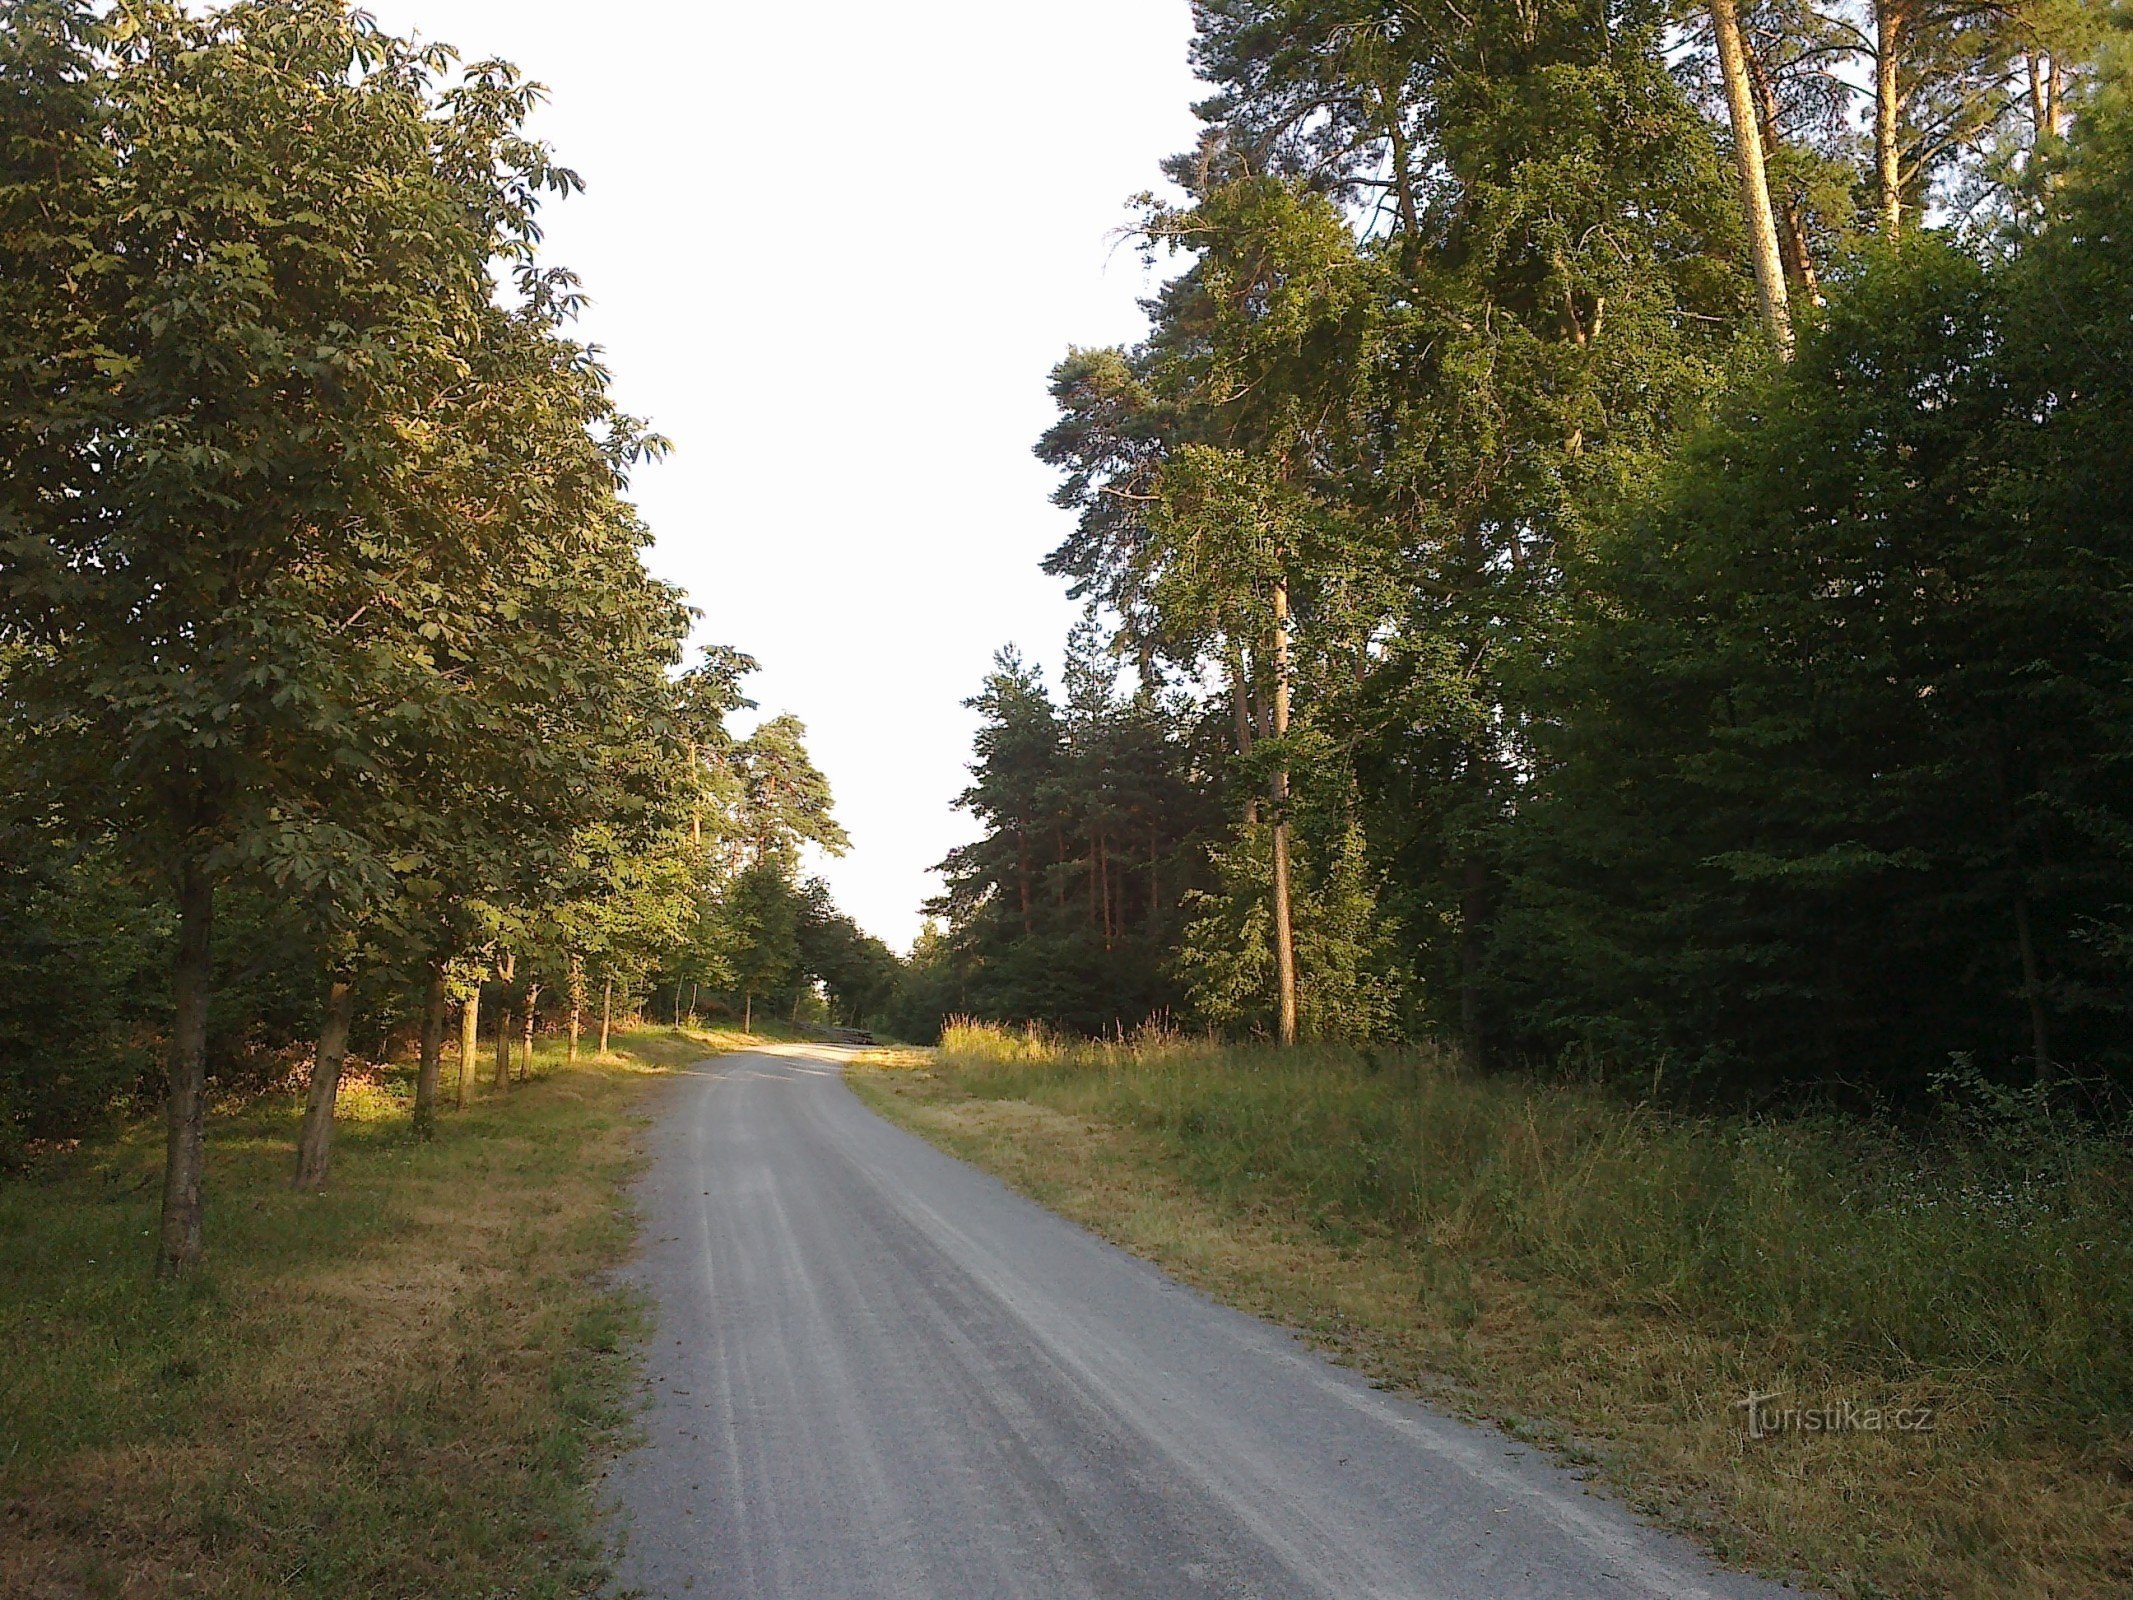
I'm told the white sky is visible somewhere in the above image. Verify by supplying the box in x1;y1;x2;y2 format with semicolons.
361;2;1203;951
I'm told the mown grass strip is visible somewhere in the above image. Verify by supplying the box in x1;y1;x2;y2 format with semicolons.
0;1025;762;1599
851;1026;2133;1600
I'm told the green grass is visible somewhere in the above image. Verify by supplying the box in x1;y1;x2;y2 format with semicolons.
0;1022;759;1600
856;1022;2133;1600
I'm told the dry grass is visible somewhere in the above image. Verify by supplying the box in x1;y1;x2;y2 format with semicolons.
0;1024;744;1600
852;1031;2133;1600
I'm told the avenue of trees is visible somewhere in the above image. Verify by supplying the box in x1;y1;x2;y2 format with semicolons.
921;0;2133;1110
0;1;891;1268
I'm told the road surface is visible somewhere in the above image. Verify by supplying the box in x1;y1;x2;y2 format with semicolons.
605;1047;1798;1599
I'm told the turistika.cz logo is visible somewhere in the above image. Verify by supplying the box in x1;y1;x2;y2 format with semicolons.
1733;1390;1936;1439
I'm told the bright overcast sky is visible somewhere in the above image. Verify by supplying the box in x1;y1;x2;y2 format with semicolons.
361;2;1204;951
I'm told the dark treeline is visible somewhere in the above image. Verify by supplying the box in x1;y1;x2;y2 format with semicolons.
915;0;2133;1111
0;2;893;1265
918;629;1222;1033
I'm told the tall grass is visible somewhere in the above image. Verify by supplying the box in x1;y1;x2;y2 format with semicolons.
935;1019;2133;1425
0;1029;688;1597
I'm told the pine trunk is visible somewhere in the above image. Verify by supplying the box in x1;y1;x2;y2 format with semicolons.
1270;576;1298;1047
154;857;214;1279
294;978;356;1191
1746;35;1822;301
600;974;613;1054
1017;829;1032;936
1711;0;1792;352
1874;0;1906;236
413;965;446;1138
2013;885;2053;1086
1460;854;1488;1066
1098;832;1113;949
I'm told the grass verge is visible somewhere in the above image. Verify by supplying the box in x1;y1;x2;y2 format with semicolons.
0;1022;768;1599
851;1024;2133;1600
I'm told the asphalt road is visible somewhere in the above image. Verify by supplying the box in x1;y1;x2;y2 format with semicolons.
605;1047;1799;1599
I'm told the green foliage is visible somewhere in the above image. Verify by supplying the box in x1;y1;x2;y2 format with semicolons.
1492;209;2133;1101
1179;814;1402;1041
923;639;1217;1037
0;828;169;1153
0;2;831;1233
980;0;2133;1114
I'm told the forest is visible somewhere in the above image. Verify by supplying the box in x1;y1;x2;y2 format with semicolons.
0;0;898;1268
912;0;2133;1114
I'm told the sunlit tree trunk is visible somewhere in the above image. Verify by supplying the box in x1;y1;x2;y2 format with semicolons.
493;952;516;1089
155;858;214;1277
412;964;446;1137
520;984;540;1082
456;985;478;1110
1745;35;1822;301
1380;80;1420;243
743;991;753;1033
567;953;585;1063
599;973;613;1055
294;977;356;1190
1711;0;1792;352
1270;574;1298;1047
1874;0;1907;236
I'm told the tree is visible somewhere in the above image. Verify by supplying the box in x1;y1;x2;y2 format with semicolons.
0;0;694;1239
0;1;584;1266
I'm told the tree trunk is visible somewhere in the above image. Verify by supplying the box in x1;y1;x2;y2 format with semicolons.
1016;828;1032;936
687;737;703;851
743;991;753;1033
1381;81;1420;243
155;857;215;1279
600;973;613;1055
413;964;446;1138
1874;0;1906;236
494;1004;513;1089
672;978;683;1024
457;985;478;1110
1460;854;1488;1066
567;953;585;1063
1097;832;1113;949
2013;885;2053;1086
294;977;356;1191
1270;576;1298;1047
1711;0;1792;353
1743;28;1821;301
520;985;540;1083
